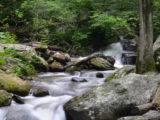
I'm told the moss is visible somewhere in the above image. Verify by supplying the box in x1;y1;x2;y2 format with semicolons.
144;57;156;72
66;66;79;72
0;73;31;96
105;66;136;82
90;58;102;67
155;100;160;110
0;90;12;107
136;56;156;74
105;73;116;82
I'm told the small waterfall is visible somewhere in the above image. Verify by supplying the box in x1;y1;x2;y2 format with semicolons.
93;42;124;68
101;42;124;68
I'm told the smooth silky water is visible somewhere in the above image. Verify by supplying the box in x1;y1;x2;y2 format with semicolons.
0;42;124;120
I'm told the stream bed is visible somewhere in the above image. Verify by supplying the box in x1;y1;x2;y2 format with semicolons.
0;42;125;120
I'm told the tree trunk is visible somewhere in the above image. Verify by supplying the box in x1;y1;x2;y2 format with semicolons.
136;0;156;74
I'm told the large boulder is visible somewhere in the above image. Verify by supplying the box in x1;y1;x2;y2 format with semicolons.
64;73;160;120
153;36;160;71
89;57;115;70
0;73;31;96
65;54;115;72
0;90;12;107
153;36;160;53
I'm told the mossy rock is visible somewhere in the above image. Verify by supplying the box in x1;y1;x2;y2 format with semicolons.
105;66;136;82
66;66;79;72
0;90;12;107
0;73;31;96
49;61;64;72
89;57;114;70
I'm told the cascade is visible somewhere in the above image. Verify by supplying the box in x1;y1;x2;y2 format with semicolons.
0;42;126;120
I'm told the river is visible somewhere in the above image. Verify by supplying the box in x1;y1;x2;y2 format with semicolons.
0;42;124;120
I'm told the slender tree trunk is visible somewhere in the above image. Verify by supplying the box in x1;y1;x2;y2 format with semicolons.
136;0;156;74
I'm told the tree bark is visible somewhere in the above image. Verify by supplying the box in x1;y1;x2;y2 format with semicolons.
136;0;156;74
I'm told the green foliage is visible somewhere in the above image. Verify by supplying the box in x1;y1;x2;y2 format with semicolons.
0;32;18;44
0;0;160;54
3;48;37;76
90;13;131;42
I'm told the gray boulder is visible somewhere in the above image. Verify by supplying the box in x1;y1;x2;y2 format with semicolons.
64;73;160;120
154;36;160;71
153;36;160;53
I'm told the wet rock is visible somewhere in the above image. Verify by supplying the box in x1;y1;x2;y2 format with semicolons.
0;90;12;107
0;73;31;96
71;77;87;82
33;87;49;97
64;73;160;120
96;72;104;78
143;110;160;120
12;95;24;104
50;61;64;72
52;52;71;63
121;52;137;65
120;36;137;52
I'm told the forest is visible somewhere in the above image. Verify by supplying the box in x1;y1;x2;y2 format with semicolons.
0;0;160;120
0;0;159;54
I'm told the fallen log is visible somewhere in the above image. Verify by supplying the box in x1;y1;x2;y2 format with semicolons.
64;54;115;70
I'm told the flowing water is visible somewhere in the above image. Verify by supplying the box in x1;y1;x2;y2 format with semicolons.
0;42;124;120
